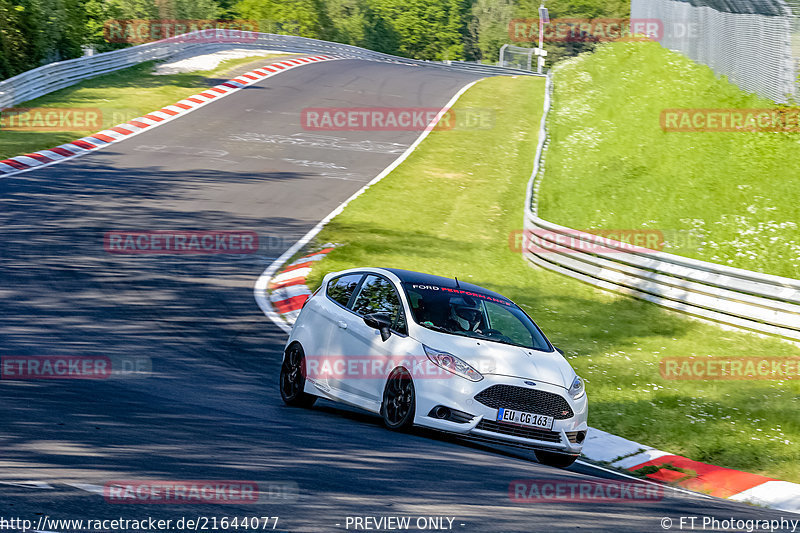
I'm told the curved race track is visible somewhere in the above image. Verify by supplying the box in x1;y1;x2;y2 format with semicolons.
0;58;791;532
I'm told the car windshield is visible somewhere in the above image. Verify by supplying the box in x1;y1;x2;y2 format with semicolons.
402;283;551;351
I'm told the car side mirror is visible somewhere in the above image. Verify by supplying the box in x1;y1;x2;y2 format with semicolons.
364;313;392;342
554;346;565;355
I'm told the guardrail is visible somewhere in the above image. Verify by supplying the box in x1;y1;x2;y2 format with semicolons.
0;39;212;109
523;74;800;342
0;31;538;109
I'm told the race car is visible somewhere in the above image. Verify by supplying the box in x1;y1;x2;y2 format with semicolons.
279;267;588;468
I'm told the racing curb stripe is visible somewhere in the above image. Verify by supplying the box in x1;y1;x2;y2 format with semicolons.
291;248;335;265
7;155;46;167
0;55;336;178
730;481;800;510
273;294;313;315
266;248;334;315
622;454;775;499
0;159;29;170
270;277;309;290
278;261;315;274
48;147;76;157
583;427;800;512
272;284;312;301
37;149;69;160
69;140;95;150
271;267;313;287
23;153;53;163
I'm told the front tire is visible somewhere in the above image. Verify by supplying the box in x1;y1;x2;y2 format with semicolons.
535;449;579;468
279;343;316;407
382;368;415;431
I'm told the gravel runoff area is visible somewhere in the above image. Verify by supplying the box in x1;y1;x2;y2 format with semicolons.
153;48;289;75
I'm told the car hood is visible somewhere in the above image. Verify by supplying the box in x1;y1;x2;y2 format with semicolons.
412;327;576;389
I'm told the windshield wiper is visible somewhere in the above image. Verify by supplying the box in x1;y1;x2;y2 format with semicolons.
420;323;453;334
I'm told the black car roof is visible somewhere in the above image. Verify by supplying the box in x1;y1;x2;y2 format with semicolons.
380;268;513;303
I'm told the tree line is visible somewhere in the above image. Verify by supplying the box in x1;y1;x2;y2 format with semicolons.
0;0;629;79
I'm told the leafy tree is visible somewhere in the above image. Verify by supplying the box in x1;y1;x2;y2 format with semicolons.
469;0;514;62
0;0;633;80
0;0;27;78
511;0;631;64
8;0;88;69
369;0;466;60
235;0;324;37
326;0;367;45
172;0;221;19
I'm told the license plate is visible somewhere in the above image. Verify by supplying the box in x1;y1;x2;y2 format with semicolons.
496;407;554;430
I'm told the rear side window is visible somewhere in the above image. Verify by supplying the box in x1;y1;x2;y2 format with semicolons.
327;274;363;307
352;275;407;334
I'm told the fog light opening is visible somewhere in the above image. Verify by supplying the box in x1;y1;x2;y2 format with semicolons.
433;406;451;419
427;405;475;423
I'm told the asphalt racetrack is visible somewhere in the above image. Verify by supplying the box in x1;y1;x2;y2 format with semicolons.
0;58;792;532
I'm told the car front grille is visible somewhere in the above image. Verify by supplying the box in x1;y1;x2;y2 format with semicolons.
474;385;574;419
475;419;562;443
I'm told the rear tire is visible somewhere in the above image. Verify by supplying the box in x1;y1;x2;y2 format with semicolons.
534;449;579;468
381;368;415;431
279;343;316;408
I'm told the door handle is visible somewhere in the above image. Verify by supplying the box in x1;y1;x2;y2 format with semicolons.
337;321;348;329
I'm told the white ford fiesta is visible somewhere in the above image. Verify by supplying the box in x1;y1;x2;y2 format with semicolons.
279;267;588;467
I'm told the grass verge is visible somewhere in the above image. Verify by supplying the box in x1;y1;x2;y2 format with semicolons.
0;54;290;160
540;40;800;279
303;74;800;482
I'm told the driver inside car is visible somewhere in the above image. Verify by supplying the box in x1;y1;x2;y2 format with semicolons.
446;296;484;332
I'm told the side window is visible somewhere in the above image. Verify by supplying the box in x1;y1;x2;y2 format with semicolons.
326;274;363;307
352;275;407;334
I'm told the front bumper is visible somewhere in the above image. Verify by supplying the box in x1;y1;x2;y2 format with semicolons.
413;373;588;454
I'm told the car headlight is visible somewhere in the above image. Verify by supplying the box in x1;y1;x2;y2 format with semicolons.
569;376;585;400
423;345;483;382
